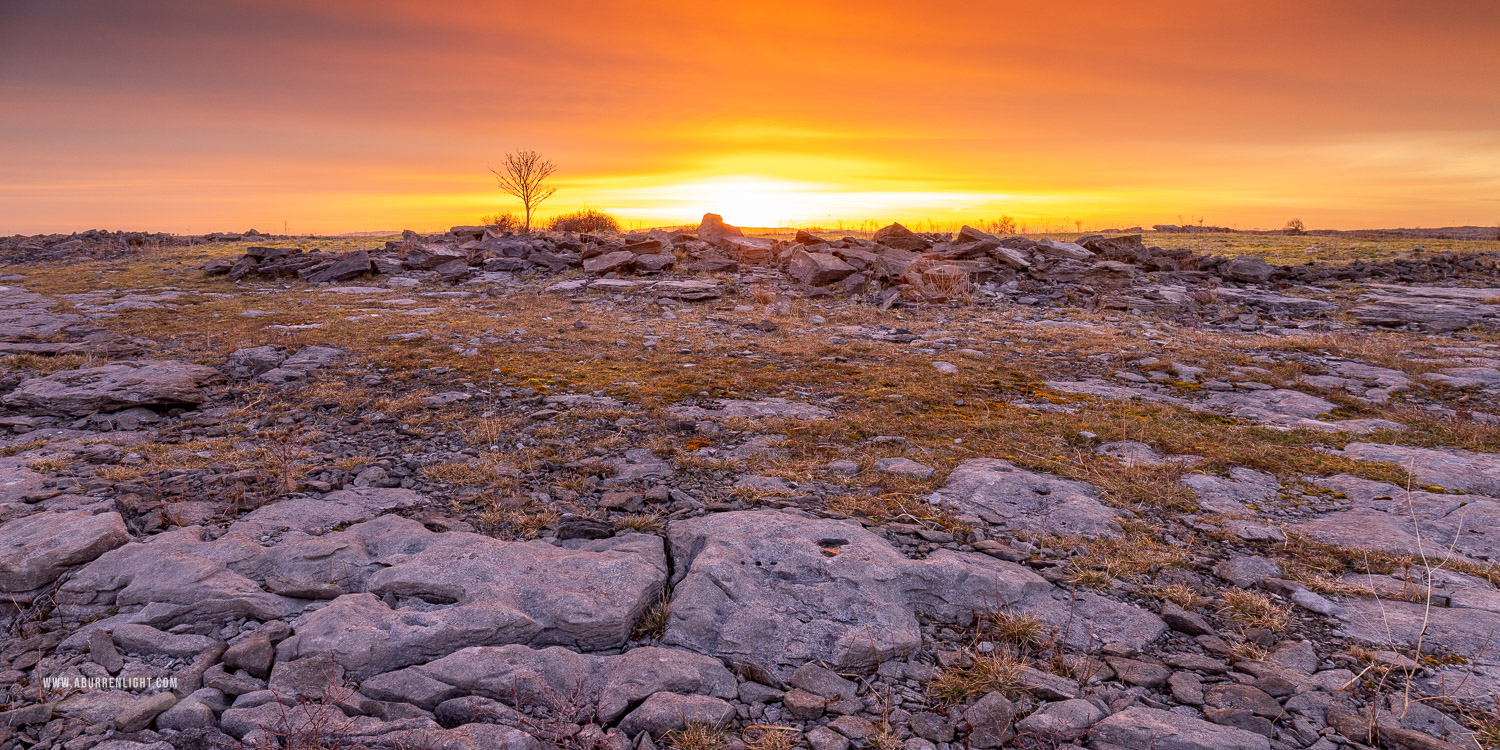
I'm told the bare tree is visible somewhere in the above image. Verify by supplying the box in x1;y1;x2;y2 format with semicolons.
1285;217;1305;234
489;150;557;232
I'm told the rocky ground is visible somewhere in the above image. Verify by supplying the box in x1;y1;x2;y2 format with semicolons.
1;216;1499;750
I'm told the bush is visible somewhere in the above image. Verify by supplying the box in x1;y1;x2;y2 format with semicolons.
479;212;523;233
547;208;621;234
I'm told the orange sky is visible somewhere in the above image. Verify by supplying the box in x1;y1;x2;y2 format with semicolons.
2;0;1498;234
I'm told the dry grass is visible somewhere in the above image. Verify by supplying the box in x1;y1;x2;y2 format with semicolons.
927;649;1028;705
631;595;671;641
985;611;1044;650
617;513;664;533
422;458;520;489
742;727;797;750
0;353;104;374
1140;583;1203;609
1220;589;1293;632
827;492;972;537
662;723;725;750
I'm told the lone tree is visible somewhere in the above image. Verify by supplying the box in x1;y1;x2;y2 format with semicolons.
490;149;557;232
1284;217;1305;234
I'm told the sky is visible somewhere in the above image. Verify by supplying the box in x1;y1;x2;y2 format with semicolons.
2;0;1498;235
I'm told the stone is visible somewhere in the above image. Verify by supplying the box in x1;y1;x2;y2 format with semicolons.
154;697;215;730
88;629;123;674
1215;555;1280;588
1204;684;1283;719
115;691;176;731
873;223;931;251
1088;706;1271;750
871;457;935;480
1223;256;1275;283
806;726;850;750
268;654;345;702
1015;698;1104;740
223;634;274;679
3;359;222;415
788;250;857;285
0;510;128;592
963;691;1016;748
584;250;635;275
1338;443;1500;496
1019;588;1167;652
302;250;373;283
911;711;955;742
1105;656;1171;688
934;459;1123;538
662;510;1047;678
227;487;424;538
1169;671;1205;705
1161;602;1213;635
697;213;744;243
278;530;667;678
109;623;218;658
617;692;736;737
782;688;826;720
788;663;858;700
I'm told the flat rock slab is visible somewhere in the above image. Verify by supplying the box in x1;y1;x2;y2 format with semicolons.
367;644;735;725
227;488;425;538
662;509;1048;678
1089;706;1270;750
0;510;129;592
1339;597;1500;670
1338;443;1500;496
1297;474;1500;561
1017;588;1167;652
1181;468;1279;515
58;514;666;679
668;398;831;421
2;360;222;416
934;459;1125;538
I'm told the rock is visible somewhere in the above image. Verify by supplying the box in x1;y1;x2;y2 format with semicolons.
223;634;274;678
788;663;858;700
806;725;850;750
584;250;636;275
555;515;618;540
934;459;1124;538
783;688;826;720
154;696;216;731
787;250;857;285
1169;671;1205;705
873;223;931;251
2;360;222;415
662;510;1047;678
227;487;423;537
1215;555;1280;588
111;623;218;658
1223;256;1275;283
1337;443;1500;495
871;457;935;480
88;629;123;674
696;213;744;243
115;691;176;731
303;250;373;283
1161;602;1214;635
616;692;737;737
0;510;128;592
963;691;1016;748
911;711;955;742
1204;684;1283;719
668;398;831;421
1105;656;1171;688
1015;698;1104;741
278;531;667;678
1089;706;1271;750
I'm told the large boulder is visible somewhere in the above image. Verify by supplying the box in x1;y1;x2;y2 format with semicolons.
2;360;223;416
1222;255;1274;283
662;510;1048;678
0;510;128;592
695;213;744;243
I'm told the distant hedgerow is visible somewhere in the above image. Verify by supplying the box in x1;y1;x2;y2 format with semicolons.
547;208;621;234
479;212;524;233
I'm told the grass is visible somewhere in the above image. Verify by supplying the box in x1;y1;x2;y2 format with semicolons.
927;649;1029;705
1219;589;1293;632
662;723;725;750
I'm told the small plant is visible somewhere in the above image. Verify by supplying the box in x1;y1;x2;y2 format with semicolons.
987;611;1044;650
927;649;1028;705
1220;589;1293;632
631;594;671;640
1141;583;1203;609
547;208;621;234
663;722;726;750
479;212;523;233
743;727;797;750
617;513;664;533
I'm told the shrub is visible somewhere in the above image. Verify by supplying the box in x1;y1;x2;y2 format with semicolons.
547;208;621;234
479;212;524;233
